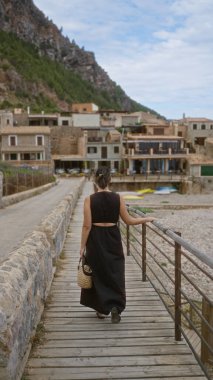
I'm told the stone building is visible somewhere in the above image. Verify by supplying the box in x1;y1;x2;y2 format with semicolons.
0;110;14;130
0;127;51;170
205;138;213;159
123;134;188;174
28;113;59;127
72;113;100;128
71;103;99;113
179;117;213;148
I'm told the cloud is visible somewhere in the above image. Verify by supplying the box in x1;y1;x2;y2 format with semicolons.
33;0;213;119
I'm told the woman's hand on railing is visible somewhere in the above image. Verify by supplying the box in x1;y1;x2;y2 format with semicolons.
143;216;157;223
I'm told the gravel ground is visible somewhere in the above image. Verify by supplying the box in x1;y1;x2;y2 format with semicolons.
124;191;213;303
123;192;213;259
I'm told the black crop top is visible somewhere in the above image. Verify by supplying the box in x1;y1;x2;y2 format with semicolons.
90;191;120;223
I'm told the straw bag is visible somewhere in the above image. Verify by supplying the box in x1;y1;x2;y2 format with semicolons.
77;257;92;289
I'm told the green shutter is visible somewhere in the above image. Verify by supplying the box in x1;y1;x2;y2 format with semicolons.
201;166;213;176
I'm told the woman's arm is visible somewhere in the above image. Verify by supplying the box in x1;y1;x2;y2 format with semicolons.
80;196;92;257
119;195;156;225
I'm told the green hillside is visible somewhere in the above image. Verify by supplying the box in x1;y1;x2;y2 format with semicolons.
0;30;158;114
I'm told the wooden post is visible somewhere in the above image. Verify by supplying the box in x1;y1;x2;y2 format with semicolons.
201;297;213;365
0;171;3;208
175;232;182;341
5;174;8;196
16;172;19;193
126;224;130;256
142;223;146;282
31;172;34;188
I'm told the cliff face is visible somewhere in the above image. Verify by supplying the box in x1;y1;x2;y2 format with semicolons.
0;0;135;110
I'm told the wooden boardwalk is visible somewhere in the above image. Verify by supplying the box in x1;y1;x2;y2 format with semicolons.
24;182;207;380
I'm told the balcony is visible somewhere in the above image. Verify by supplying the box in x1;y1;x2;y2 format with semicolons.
87;137;103;143
125;147;189;157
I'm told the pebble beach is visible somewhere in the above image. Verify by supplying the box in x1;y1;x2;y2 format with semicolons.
124;191;213;301
124;191;213;259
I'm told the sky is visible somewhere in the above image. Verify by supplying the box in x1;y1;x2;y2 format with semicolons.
33;0;213;120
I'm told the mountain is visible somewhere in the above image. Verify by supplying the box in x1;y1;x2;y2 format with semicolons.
0;0;160;115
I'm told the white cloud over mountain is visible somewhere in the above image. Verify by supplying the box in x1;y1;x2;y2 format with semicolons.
34;0;213;119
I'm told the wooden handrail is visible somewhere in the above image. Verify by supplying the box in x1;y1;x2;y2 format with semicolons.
128;206;213;269
120;205;213;380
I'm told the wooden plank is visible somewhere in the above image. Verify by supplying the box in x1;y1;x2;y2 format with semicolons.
42;329;175;340
31;345;191;358
25;364;204;379
27;354;197;367
44;310;170;318
44;316;172;324
43;322;174;332
41;336;184;348
24;375;207;380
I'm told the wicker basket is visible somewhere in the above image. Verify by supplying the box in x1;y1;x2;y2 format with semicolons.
77;259;92;289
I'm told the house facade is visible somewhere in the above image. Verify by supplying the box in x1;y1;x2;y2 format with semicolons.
52;127;122;173
123;134;189;174
0;127;51;170
72;113;100;128
85;129;122;171
180;117;213;147
187;137;213;178
0;111;14;130
28;114;58;127
71;103;99;113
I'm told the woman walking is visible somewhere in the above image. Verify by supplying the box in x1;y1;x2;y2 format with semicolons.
80;166;156;323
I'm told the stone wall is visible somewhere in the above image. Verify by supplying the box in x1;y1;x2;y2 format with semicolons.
1;181;58;208
200;177;213;192
0;178;85;380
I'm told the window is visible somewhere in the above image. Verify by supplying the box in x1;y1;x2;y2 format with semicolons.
36;135;44;146
21;153;30;160
114;146;119;154
193;124;197;130
201;124;206;130
9;135;17;146
62;120;69;126
101;146;107;158
195;137;205;146
87;147;97;154
37;153;42;160
178;132;183;137
10;153;17;160
7;119;10;125
114;161;119;170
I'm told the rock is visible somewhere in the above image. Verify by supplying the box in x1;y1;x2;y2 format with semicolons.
0;0;136;110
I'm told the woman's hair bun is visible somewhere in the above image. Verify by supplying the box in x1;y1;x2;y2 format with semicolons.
94;166;111;189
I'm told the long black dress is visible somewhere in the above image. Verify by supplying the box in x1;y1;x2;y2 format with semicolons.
80;191;126;315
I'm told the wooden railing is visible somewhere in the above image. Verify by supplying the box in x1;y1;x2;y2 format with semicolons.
120;207;213;380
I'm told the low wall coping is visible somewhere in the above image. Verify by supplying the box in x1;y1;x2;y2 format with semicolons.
0;177;85;379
